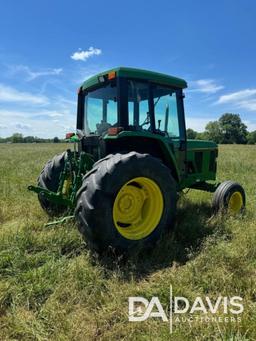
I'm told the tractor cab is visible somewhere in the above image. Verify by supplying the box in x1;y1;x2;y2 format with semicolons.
77;67;187;176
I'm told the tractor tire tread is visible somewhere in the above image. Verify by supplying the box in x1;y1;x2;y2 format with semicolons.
75;152;177;253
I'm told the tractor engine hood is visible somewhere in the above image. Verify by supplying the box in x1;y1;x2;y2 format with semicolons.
187;139;218;150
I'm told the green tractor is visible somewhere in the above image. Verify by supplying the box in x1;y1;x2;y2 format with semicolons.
28;67;246;253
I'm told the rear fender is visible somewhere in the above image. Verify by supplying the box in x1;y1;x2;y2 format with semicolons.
104;135;180;182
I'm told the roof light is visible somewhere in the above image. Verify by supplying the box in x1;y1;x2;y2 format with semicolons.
108;71;116;80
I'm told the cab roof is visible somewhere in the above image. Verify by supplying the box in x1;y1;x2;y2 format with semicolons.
81;67;187;90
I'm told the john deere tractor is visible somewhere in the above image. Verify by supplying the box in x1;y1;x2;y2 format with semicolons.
28;67;246;253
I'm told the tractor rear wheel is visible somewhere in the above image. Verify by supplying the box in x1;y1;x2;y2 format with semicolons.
37;152;68;216
75;152;177;253
212;181;246;214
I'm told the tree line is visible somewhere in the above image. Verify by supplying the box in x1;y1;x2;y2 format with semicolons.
1;113;256;145
187;113;256;144
0;133;63;143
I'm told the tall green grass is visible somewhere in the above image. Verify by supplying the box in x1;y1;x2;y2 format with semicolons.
0;144;255;340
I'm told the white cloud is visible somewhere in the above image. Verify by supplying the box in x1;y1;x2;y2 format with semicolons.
186;116;215;132
48;112;64;117
0;84;48;105
71;47;102;61
244;120;256;132
0;110;28;119
239;100;256;111
189;79;224;94
0;109;68;121
26;67;62;81
216;89;256;112
7;64;63;81
53;96;77;108
15;123;31;129
217;89;256;103
0;108;75;138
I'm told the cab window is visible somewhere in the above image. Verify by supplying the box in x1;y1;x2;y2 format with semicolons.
153;86;179;138
127;80;151;130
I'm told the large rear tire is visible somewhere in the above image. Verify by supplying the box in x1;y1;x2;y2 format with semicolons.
75;152;177;253
37;152;68;216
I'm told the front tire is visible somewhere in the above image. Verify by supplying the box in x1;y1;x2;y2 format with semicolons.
37;152;68;216
75;152;177;253
212;181;246;214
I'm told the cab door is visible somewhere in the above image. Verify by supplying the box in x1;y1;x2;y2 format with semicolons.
152;86;187;178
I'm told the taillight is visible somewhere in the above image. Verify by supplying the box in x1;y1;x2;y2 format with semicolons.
66;132;75;139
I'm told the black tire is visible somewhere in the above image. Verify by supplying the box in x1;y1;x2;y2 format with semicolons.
75;152;177;253
37;152;68;216
212;180;246;214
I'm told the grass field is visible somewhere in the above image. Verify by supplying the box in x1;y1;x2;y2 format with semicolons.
0;143;255;340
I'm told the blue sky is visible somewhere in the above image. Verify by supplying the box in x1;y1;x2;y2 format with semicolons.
0;0;255;138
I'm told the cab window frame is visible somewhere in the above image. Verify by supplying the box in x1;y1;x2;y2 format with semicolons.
126;78;154;132
150;83;186;141
78;78;119;134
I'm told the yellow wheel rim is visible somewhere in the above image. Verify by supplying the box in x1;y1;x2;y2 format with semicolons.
113;177;164;240
228;191;243;214
62;178;72;196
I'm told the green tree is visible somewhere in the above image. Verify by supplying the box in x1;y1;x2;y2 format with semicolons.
186;128;197;139
53;136;60;143
247;131;256;144
11;133;23;143
219;113;248;144
196;131;209;140
205;121;222;143
23;136;35;143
